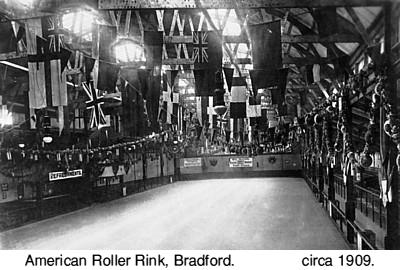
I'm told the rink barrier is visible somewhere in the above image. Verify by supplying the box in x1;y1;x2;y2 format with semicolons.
179;154;302;180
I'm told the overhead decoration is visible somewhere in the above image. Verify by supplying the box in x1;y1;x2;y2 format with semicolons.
142;31;163;132
230;77;247;119
196;96;217;134
222;67;234;93
144;31;163;69
250;68;288;115
247;94;261;127
25;16;71;133
97;25;119;93
82;81;106;129
0;18;18;54
373;75;399;207
120;68;148;137
248;20;281;70
193;31;222;96
161;70;179;125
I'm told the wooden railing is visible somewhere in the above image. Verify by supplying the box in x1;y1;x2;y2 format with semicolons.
328;197;377;250
355;185;387;228
334;175;347;199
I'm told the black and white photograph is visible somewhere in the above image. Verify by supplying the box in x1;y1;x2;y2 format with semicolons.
0;0;399;255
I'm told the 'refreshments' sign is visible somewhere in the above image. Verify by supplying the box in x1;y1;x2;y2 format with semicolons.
49;169;83;181
229;157;253;168
183;158;202;167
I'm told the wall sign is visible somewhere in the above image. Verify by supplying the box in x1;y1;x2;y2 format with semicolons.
1;183;8;191
49;169;83;181
229;157;253;168
183;158;202;167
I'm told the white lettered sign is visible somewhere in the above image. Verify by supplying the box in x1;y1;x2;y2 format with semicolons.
183;158;202;167
49;169;83;181
229;157;253;168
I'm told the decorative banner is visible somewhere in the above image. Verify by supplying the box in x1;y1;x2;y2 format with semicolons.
49;169;83;181
183;157;202;167
229;157;253;168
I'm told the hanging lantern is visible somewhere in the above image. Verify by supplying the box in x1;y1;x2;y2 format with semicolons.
360;153;373;168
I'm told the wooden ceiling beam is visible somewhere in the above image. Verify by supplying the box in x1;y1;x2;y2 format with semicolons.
345;7;372;46
163;34;362;44
98;0;386;9
282;33;362;43
0;52;27;61
349;10;384;66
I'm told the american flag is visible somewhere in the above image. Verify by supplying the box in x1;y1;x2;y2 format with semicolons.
192;31;208;63
82;81;107;129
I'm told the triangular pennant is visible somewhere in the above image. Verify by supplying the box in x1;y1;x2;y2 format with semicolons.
223;67;234;92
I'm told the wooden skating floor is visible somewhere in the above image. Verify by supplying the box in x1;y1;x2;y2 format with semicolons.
0;178;349;249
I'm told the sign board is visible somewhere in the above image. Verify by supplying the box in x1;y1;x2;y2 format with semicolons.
49;169;83;181
1;183;8;191
183;158;202;167
229;157;253;168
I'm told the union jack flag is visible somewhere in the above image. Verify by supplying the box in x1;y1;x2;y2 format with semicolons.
192;31;208;63
82;81;107;129
44;16;65;53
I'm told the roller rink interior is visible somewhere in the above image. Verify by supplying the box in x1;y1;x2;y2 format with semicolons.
0;178;349;249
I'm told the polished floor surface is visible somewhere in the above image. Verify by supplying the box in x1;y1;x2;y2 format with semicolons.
0;178;349;249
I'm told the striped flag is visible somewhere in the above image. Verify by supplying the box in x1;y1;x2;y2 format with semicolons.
196;96;217;129
70;108;85;130
26;19;46;109
247;96;261;126
230;77;247;119
26;16;71;133
161;70;179;124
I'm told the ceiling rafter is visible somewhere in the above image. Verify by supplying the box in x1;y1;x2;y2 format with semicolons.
349;10;384;66
345;7;372;46
200;8;243;77
98;0;387;10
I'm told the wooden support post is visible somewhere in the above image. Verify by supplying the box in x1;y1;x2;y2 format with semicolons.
318;158;324;203
327;116;335;202
384;2;400;250
344;87;356;244
142;152;147;191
